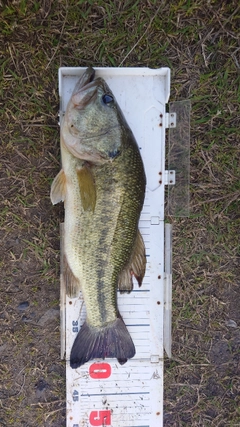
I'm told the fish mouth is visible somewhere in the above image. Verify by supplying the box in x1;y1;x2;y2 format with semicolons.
72;67;95;95
72;67;116;110
71;68;106;109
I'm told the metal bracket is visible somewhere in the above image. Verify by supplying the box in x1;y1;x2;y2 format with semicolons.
165;170;175;185
165;112;176;128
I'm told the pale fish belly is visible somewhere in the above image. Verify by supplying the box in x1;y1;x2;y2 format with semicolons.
61;138;86;288
64;184;84;281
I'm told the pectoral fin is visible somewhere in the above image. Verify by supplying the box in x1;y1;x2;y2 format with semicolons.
77;164;96;212
118;230;146;294
50;169;66;205
63;255;81;298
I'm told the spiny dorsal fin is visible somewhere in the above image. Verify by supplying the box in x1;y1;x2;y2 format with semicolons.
50;169;66;205
118;230;146;294
77;164;96;212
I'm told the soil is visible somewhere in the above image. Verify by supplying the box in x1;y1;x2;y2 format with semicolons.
0;1;239;426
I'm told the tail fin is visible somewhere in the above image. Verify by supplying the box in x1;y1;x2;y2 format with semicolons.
70;317;135;369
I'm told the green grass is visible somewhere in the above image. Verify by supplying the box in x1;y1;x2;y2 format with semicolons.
0;0;239;425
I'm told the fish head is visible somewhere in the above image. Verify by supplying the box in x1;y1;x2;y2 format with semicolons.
62;67;126;163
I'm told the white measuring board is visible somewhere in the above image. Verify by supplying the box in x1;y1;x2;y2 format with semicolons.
58;66;171;427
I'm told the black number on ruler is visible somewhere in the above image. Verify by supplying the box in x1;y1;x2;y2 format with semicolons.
72;390;79;402
72;320;78;333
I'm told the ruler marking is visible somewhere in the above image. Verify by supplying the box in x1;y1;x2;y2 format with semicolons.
126;324;150;327
81;392;150;397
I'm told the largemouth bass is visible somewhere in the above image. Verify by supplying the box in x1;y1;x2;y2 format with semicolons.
50;67;146;368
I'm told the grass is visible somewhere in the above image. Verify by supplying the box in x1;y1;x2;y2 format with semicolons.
0;0;239;426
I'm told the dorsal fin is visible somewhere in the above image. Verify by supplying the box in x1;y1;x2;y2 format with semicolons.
118;230;146;293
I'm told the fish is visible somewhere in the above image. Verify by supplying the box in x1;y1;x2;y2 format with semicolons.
50;67;146;368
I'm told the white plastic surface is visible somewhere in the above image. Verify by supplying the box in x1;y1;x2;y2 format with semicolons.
59;66;171;427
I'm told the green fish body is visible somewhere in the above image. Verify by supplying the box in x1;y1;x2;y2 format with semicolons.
51;67;146;368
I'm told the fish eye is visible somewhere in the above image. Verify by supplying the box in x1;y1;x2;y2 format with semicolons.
102;94;114;105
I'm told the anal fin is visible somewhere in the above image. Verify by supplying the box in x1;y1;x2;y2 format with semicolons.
63;255;81;298
118;229;146;294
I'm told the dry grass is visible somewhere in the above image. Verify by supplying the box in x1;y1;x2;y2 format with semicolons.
0;0;239;426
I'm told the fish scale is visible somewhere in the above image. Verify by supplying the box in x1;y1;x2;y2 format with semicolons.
51;67;146;368
78;143;145;328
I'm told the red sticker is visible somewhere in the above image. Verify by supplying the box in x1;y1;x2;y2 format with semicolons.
89;363;111;379
89;410;111;426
